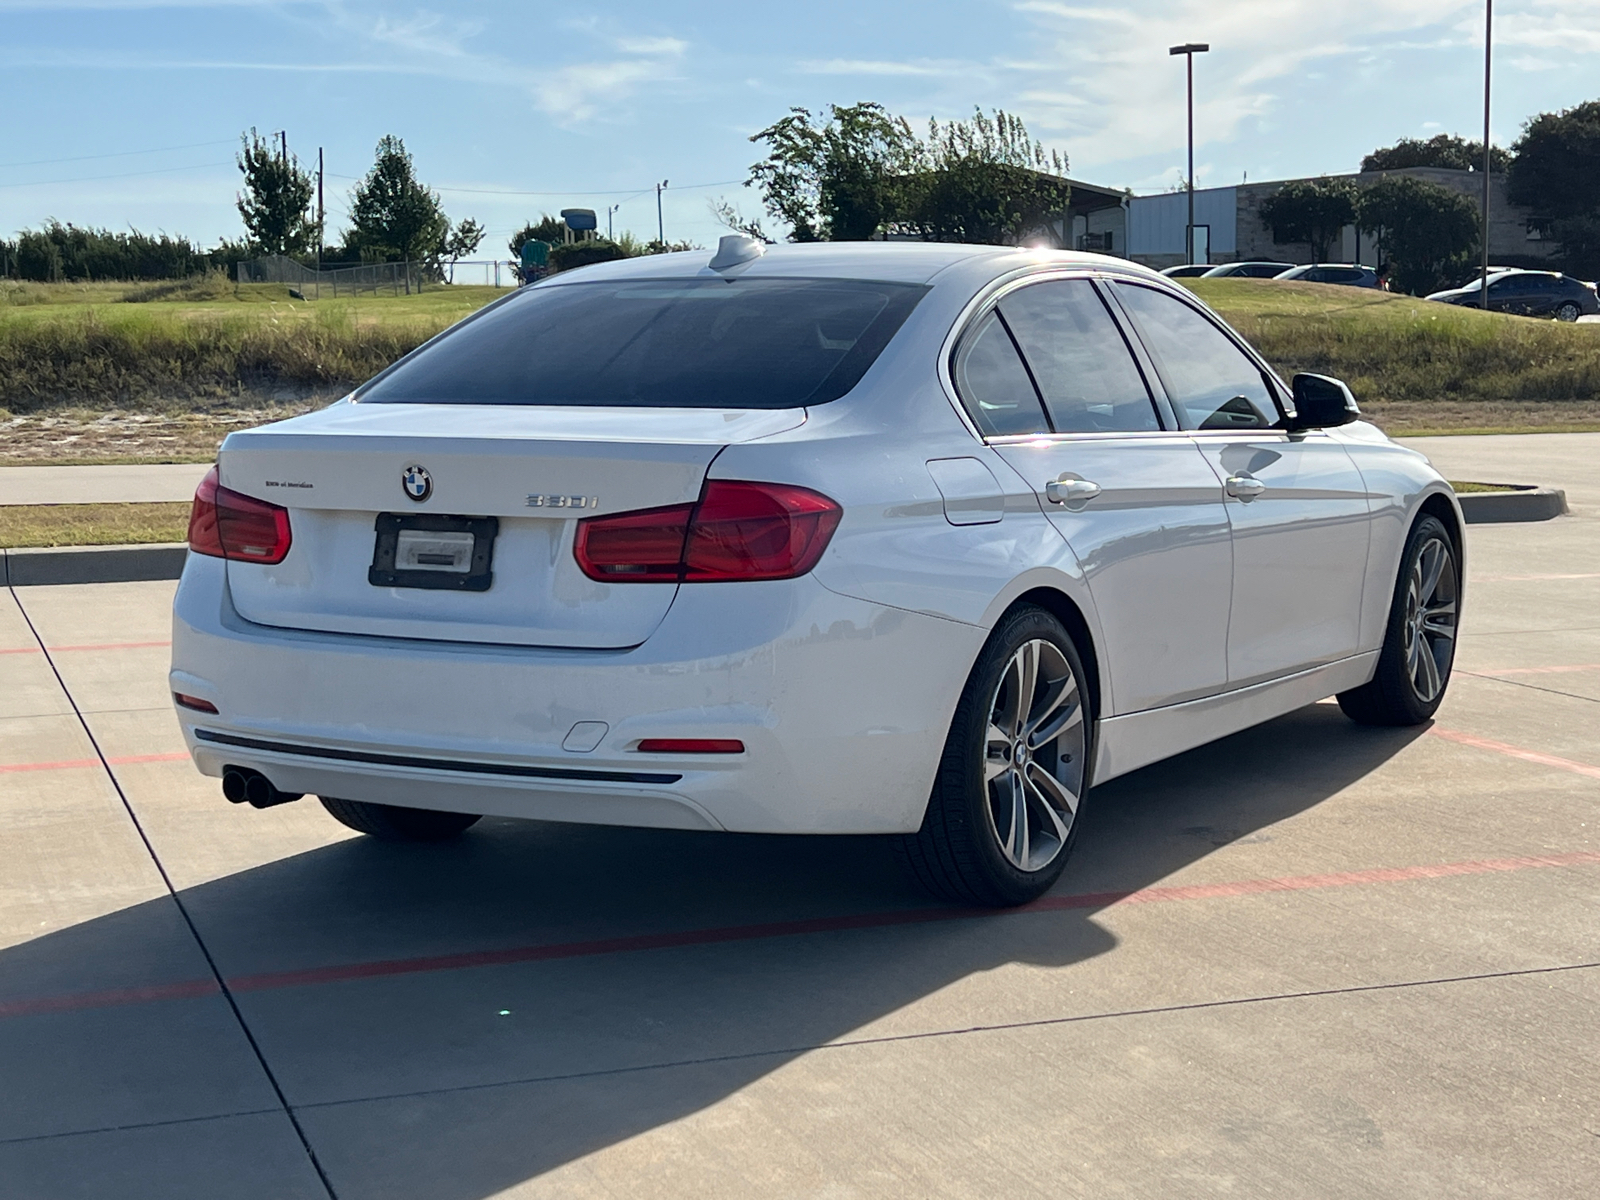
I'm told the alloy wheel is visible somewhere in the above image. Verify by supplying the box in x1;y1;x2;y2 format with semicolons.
1404;535;1457;703
983;639;1086;873
1556;302;1581;322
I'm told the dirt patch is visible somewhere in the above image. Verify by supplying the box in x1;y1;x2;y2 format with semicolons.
0;402;325;465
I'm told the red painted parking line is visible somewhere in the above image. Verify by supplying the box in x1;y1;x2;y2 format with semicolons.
0;752;189;774
0;639;171;656
3;850;1596;1022
1430;727;1600;782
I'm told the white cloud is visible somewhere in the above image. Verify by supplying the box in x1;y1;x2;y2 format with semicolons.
800;58;965;77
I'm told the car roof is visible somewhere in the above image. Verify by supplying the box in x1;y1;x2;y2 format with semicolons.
531;241;1168;288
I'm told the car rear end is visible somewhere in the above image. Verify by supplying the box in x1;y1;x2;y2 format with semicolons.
169;249;988;835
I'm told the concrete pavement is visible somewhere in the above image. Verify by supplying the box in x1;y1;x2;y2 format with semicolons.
1;438;1598;1196
0;463;210;506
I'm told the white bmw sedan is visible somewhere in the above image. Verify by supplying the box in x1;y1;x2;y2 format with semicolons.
171;239;1461;906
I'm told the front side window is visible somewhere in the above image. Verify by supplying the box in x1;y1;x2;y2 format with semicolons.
360;278;928;409
951;311;1050;437
997;280;1160;434
1113;283;1280;431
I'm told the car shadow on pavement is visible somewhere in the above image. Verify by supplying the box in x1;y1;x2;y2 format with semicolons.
0;701;1427;1198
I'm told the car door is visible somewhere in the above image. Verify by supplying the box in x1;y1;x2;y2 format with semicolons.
1112;281;1372;688
962;276;1235;714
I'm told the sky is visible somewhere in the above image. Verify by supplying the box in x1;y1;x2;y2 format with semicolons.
2;0;1598;261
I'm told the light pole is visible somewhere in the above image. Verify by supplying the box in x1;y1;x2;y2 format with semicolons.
656;180;669;246
1169;42;1209;264
608;203;620;241
1480;1;1493;309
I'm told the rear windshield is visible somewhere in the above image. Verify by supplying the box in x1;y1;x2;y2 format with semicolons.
359;277;929;408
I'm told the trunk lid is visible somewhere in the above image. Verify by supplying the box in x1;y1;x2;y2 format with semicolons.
217;402;805;648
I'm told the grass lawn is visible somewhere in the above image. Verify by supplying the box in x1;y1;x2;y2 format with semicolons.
1184;279;1600;433
0;502;191;548
3;272;1599;463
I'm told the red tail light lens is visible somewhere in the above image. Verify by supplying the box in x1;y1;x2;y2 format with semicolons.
187;466;293;565
575;480;841;583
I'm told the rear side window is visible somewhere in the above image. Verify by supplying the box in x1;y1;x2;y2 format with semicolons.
998;280;1159;433
1114;283;1280;430
951;312;1050;437
359;278;928;409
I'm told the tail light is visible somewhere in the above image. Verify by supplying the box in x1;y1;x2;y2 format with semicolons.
187;466;293;565
575;480;841;583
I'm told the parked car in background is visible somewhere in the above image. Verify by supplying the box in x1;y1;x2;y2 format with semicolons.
1200;261;1295;279
1427;270;1599;321
1273;264;1381;288
1160;264;1213;278
172;240;1463;908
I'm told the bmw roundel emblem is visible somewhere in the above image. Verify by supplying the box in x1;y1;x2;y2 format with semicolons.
402;464;432;502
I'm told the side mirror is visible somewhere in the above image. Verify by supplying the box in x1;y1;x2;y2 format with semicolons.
1286;373;1360;431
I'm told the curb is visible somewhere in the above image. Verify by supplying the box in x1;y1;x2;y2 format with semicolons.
2;543;188;587
1456;487;1568;525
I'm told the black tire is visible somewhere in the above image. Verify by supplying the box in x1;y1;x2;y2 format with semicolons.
319;796;481;842
1337;514;1459;726
896;606;1095;907
1555;302;1581;323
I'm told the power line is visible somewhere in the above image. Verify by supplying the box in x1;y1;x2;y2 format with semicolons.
0;138;236;170
322;173;746;197
0;160;235;190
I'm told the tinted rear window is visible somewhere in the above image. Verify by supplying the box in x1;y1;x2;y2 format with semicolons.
359;278;928;408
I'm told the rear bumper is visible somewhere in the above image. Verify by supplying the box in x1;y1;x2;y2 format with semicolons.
170;554;984;834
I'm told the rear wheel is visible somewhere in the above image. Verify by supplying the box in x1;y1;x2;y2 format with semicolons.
319;796;481;842
1337;514;1458;726
897;606;1093;907
1555;302;1581;322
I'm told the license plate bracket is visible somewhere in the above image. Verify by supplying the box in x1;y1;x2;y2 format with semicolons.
369;513;499;592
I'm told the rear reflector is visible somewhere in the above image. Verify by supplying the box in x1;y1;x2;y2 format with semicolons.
636;738;745;754
188;466;293;565
575;480;841;583
173;692;219;714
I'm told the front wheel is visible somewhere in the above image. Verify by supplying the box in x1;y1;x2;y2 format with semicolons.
319;796;481;842
897;606;1094;907
1337;514;1459;725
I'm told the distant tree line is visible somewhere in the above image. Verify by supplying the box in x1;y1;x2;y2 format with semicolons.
0;222;246;283
1;131;485;283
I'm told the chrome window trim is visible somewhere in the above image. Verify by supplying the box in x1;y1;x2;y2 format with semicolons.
937;264;1179;444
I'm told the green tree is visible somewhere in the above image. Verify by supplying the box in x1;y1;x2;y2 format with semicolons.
748;102;919;241
440;218;485;278
1258;179;1357;262
1355;176;1479;295
1507;100;1600;275
345;136;450;263
1362;134;1509;174
235;128;315;257
904;108;1070;245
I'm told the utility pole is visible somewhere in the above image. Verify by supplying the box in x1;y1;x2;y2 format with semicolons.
608;203;620;241
1480;0;1493;309
656;180;668;246
279;130;288;164
1169;43;1209;264
317;146;325;289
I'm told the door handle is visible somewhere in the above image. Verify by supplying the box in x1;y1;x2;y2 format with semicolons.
1226;475;1266;500
1045;478;1102;505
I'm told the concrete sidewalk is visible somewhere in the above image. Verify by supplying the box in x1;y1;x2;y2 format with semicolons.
0;463;210;506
